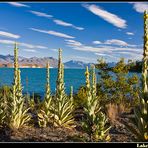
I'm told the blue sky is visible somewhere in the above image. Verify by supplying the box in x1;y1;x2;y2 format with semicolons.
0;2;147;63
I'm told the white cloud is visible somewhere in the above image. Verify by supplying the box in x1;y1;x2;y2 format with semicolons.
23;49;37;53
126;32;134;35
29;11;84;30
130;2;148;13
20;43;47;49
65;39;82;46
104;39;128;46
93;39;137;47
66;39;105;52
7;2;30;8
30;28;75;39
95;50;142;62
0;31;20;39
53;19;72;26
74;26;84;30
92;39;137;47
35;45;47;49
95;53;116;59
93;40;102;44
22;43;47;49
53;19;84;30
29;10;53;18
51;49;58;52
0;39;48;49
65;39;143;62
20;43;35;48
67;44;100;52
68;55;94;63
83;4;127;29
0;39;14;44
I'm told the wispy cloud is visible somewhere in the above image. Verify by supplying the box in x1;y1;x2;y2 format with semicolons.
95;53;117;60
0;39;14;44
93;40;102;44
20;43;47;49
106;39;138;47
130;2;148;13
68;55;94;63
66;39;106;52
0;31;20;39
65;39;82;46
23;49;37;53
65;39;143;62
53;19;84;30
35;45;47;49
51;49;58;52
126;32;134;35
104;39;128;46
29;10;84;30
7;2;30;8
82;4;127;29
29;10;53;18
95;52;143;62
0;39;48;49
93;39;136;47
30;28;75;39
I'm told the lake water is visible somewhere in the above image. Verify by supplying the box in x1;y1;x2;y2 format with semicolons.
0;68;141;96
0;68;86;96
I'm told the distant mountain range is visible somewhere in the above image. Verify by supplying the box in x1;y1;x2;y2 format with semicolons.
0;54;93;69
64;60;92;69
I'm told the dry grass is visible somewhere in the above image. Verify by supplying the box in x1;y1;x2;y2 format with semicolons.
106;103;119;124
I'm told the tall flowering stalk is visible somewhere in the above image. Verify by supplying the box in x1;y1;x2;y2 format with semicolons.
142;10;148;100
7;42;31;129
82;65;111;142
54;49;75;128
123;11;148;142
14;42;19;86
38;62;53;127
0;89;6;127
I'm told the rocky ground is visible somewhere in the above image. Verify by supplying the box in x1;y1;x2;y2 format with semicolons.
0;115;136;142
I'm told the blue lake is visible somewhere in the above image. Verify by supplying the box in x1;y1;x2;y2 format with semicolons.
0;68;141;96
0;68;86;96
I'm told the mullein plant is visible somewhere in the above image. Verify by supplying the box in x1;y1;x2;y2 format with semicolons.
82;65;111;142
7;43;31;129
0;90;6;127
0;86;11;127
123;11;148;142
53;48;75;129
38;62;53;127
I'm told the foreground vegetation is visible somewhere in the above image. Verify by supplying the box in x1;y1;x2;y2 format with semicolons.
0;11;147;142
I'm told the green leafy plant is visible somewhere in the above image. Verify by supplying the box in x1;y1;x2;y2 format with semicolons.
7;43;31;129
0;95;6;127
74;86;87;108
0;86;11;127
122;11;148;142
82;65;111;142
53;49;75;129
38;62;53;127
96;57;140;112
